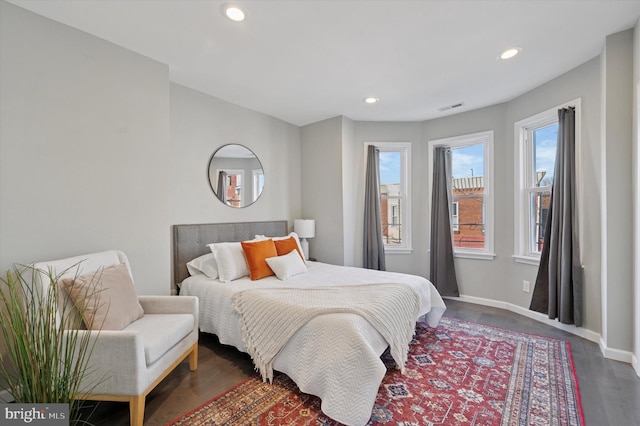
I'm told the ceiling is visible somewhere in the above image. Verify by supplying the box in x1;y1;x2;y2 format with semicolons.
8;0;640;127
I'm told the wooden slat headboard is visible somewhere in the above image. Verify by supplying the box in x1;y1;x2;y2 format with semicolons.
172;220;288;286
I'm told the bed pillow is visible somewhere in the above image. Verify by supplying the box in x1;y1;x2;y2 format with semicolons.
61;263;144;330
255;232;306;263
273;236;304;261
265;249;308;280
186;253;218;279
241;239;278;280
208;242;249;282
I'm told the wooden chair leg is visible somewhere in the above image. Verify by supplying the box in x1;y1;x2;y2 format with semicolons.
188;343;198;371
129;395;145;426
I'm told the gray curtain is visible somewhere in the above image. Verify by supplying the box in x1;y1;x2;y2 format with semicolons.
363;145;386;270
430;147;459;296
530;107;583;326
216;171;228;204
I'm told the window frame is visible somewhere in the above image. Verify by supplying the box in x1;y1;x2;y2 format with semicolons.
364;142;412;254
216;168;244;206
513;99;582;265
428;131;495;260
252;168;264;203
452;201;459;232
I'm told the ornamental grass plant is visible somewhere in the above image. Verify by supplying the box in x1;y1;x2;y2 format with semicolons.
0;263;104;425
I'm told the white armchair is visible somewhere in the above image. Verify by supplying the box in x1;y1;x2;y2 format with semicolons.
32;250;198;426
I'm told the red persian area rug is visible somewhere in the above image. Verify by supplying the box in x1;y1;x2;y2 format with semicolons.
167;317;584;426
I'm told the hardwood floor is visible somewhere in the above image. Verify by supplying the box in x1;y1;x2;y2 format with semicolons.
82;300;640;426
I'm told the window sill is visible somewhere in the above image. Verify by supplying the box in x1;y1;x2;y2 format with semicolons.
453;251;496;260
384;247;413;255
512;255;540;266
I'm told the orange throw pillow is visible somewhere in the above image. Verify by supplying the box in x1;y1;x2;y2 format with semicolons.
241;239;278;280
274;236;304;261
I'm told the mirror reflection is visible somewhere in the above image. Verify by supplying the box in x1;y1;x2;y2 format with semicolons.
208;144;264;208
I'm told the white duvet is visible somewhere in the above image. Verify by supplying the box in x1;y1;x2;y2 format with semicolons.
180;261;446;426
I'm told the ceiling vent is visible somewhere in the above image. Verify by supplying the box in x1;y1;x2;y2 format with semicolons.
438;102;464;112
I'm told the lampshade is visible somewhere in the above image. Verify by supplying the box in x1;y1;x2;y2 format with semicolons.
294;219;315;239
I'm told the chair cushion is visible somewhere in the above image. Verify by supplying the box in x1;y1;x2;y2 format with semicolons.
61;263;144;330
124;313;195;365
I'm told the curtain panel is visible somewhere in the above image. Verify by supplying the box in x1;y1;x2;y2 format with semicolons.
217;170;228;204
363;145;386;270
530;107;583;326
430;146;459;297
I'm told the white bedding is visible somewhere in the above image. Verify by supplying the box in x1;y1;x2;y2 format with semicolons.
180;261;446;426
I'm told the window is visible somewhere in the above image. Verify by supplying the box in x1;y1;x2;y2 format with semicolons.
514;99;581;264
365;142;412;253
452;202;459;232
217;169;244;208
428;131;495;260
252;169;264;202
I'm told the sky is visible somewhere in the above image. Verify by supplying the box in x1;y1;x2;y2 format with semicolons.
379;122;557;185
533;123;558;185
451;144;484;178
379;151;400;184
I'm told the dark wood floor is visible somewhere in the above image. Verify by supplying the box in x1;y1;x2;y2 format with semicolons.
82;300;640;426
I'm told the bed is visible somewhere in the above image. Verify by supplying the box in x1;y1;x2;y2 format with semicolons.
173;221;446;426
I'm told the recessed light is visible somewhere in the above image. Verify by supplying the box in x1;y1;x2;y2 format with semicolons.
223;4;245;22
363;97;379;104
499;47;521;60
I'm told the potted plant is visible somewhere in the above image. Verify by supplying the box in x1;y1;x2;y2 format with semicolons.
0;263;103;425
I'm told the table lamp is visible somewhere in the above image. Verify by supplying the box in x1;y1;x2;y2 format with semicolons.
294;219;315;260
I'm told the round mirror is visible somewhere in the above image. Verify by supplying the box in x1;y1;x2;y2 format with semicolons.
208;144;264;208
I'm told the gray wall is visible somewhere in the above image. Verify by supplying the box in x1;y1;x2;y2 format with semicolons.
424;104;509;302
634;17;640;375
300;117;345;265
600;30;634;352
0;2;302;295
170;84;301;229
1;1;637;362
341;117;357;267
0;2;171;295
507;58;602;334
352;121;426;275
301;48;631;352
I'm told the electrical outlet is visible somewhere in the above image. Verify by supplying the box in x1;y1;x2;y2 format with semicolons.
523;280;531;293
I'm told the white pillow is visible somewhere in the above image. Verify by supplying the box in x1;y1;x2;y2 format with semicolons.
255;232;306;263
186;253;218;279
208;242;249;282
265;249;308;281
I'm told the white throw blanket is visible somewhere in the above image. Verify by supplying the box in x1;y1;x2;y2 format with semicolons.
232;283;420;382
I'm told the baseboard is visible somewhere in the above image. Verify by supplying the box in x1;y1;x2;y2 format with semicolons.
598;337;635;364
445;294;633;364
633;354;640;377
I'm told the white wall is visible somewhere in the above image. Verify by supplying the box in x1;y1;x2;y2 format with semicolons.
0;2;171;295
